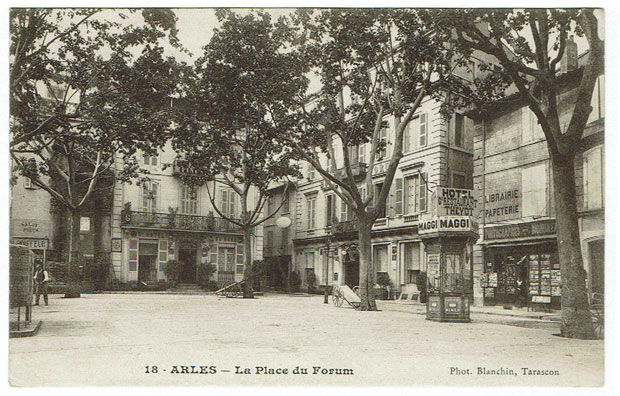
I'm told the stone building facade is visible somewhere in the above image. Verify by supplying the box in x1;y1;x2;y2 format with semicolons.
286;94;476;297
471;67;605;307
110;142;263;287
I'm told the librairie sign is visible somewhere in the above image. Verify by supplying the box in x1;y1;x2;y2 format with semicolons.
434;187;478;216
418;216;477;235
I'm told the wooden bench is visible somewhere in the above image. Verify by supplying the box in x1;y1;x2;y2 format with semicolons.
528;295;552;312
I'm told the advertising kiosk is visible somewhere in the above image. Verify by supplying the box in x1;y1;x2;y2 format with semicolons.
418;188;479;322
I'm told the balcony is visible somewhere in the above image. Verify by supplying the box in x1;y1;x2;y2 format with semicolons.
172;162;196;177
121;210;240;233
331;220;359;238
336;162;367;182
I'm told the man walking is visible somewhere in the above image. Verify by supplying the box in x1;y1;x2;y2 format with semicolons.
33;261;49;306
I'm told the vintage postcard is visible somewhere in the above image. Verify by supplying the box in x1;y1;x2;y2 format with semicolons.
8;6;606;388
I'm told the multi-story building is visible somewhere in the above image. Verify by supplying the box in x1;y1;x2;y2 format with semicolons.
110;143;263;287
470;48;604;308
288;93;476;297
10;82;111;282
262;183;296;290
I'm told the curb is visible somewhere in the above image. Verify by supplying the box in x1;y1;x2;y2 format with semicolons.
379;301;560;322
10;320;42;338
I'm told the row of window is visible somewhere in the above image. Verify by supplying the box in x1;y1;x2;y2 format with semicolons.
305;173;428;229
139;182;238;217
304;112;467;180
301;242;423;284
265;228;289;251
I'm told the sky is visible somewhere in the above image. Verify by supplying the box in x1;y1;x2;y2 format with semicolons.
172;8;298;63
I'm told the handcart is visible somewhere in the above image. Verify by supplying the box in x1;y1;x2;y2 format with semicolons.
332;284;361;309
215;280;245;298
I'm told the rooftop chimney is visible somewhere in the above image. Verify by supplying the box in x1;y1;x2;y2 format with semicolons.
560;35;578;74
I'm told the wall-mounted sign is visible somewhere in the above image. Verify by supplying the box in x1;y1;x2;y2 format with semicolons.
111;238;122;252
372;162;388;177
435;187;478;216
418;216;477;235
11;219;50;239
11;237;48;250
484;219;556;240
484;188;520;221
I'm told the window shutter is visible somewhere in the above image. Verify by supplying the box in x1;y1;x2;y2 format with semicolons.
395;178;403;215
158;239;168;272
221;190;229;217
419;113;427;147
351;145;358;165
128;239;138;272
388;183;395;217
236;244;244;273
151;182;159;213
403;124;410;153
419;173;427;212
230;192;236;218
142;184;149;212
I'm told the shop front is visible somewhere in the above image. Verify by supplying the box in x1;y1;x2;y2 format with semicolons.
479;220;560;309
121;228;244;285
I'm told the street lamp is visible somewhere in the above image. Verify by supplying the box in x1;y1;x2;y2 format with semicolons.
275;216;292;291
324;229;333;304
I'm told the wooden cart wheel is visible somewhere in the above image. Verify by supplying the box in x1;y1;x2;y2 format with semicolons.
352;285;360;296
333;287;344;307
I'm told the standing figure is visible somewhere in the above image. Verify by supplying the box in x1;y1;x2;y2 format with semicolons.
33;261;49;306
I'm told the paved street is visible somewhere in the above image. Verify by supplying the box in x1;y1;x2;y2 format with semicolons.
10;293;603;386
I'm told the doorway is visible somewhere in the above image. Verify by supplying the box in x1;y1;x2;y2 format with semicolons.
178;241;198;283
343;247;360;288
138;240;158;282
589;239;604;295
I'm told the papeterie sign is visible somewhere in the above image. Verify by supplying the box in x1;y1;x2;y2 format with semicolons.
484;187;520;221
418;216;476;235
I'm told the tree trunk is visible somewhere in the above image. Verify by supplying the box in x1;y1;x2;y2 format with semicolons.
551;152;595;339
93;198;104;290
65;208;82;298
242;226;254;299
357;215;377;311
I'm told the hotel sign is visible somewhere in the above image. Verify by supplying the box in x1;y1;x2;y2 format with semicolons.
435;187;478;216
484;219;556;240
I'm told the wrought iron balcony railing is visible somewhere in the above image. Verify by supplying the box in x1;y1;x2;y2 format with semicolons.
336;162;367;182
331;220;359;236
121;210;240;233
